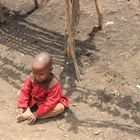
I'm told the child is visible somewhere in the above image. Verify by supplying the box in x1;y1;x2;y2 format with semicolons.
17;52;69;124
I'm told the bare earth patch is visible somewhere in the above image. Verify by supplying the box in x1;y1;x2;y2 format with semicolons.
0;0;140;139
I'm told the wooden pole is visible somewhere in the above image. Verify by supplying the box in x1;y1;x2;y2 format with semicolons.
65;0;81;80
0;0;4;23
34;0;39;9
95;0;103;29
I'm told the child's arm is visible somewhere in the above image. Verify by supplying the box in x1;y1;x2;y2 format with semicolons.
17;79;32;109
16;79;32;122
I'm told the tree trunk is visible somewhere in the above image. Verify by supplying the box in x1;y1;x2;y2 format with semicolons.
65;0;80;80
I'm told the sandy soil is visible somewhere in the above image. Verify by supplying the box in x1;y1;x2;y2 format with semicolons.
0;0;140;139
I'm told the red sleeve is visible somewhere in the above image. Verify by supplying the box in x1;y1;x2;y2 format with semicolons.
36;84;62;117
17;79;32;108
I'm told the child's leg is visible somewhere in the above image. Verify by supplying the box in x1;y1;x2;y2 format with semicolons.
19;103;65;121
38;103;65;119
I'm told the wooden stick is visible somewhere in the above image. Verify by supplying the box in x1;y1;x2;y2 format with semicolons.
34;0;39;9
0;0;4;23
65;0;81;80
95;0;103;29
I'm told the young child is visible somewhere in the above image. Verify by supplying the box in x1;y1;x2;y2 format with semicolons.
17;52;69;124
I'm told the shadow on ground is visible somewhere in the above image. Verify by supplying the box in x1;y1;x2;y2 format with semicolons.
36;89;140;136
0;7;97;87
1;7;140;136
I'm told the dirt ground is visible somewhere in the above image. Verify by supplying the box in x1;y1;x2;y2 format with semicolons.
0;0;140;139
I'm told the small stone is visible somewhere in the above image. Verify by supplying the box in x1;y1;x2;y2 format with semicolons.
129;114;133;118
90;13;94;16
87;128;92;131
136;85;140;89
93;130;102;135
121;17;127;21
107;36;111;39
61;67;64;71
58;127;64;130
64;134;68;137
72;104;76;107
103;21;114;28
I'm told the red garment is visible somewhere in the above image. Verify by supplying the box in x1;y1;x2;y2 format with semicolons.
17;79;69;117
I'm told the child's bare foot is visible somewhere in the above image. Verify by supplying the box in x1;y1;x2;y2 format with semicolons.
17;108;32;123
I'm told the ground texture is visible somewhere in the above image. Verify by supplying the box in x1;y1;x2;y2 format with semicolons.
0;0;140;140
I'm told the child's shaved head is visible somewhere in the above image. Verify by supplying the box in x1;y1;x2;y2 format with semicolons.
32;52;53;82
33;52;52;70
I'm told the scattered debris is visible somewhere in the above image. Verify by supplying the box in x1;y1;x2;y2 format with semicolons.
61;67;64;71
93;130;102;135
129;114;133;118
136;85;140;89
34;129;46;132
89;13;94;16
112;89;120;96
66;62;69;65
57;121;65;130
103;21;114;28
79;128;89;136
121;17;127;21
119;52;128;56
72;103;77;107
64;134;68;137
87;128;92;131
58;126;65;130
106;36;111;39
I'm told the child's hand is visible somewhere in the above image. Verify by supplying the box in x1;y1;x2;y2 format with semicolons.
16;113;24;122
16;108;26;122
28;113;38;124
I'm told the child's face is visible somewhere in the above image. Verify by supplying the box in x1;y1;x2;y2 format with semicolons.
32;63;51;83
